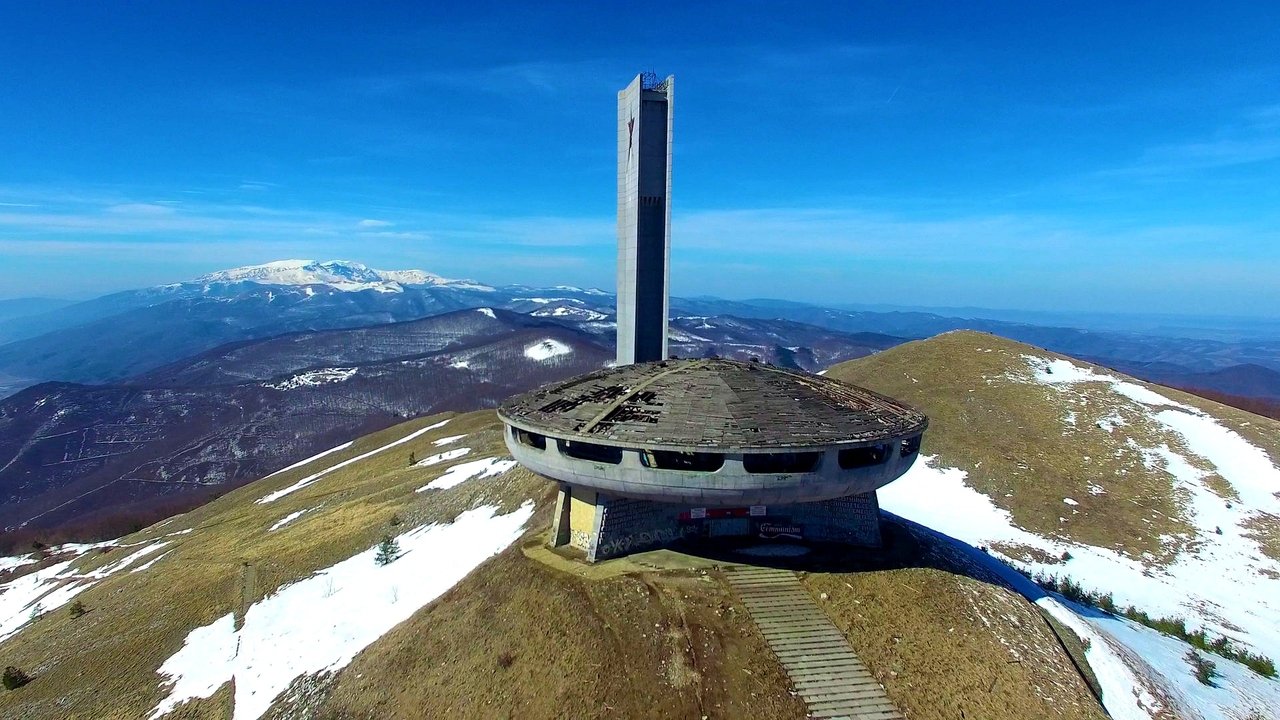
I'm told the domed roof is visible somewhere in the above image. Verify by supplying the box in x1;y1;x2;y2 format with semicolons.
498;358;927;451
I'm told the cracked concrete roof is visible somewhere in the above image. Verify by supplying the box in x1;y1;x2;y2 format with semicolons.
498;358;927;451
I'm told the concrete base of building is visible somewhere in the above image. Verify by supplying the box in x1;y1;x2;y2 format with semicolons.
549;483;884;562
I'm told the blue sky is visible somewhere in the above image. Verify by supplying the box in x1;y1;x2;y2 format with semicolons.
1;2;1278;316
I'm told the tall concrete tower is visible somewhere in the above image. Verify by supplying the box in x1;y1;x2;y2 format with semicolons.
616;72;673;365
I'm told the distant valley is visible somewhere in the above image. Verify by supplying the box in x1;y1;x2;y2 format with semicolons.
0;288;902;537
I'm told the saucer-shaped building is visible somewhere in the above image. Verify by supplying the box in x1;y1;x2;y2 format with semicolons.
497;72;929;562
499;358;927;561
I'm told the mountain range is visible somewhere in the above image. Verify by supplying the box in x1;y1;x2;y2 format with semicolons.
3;260;1280;398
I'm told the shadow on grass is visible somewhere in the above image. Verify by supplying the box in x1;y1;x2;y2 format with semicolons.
666;517;928;575
664;511;1053;603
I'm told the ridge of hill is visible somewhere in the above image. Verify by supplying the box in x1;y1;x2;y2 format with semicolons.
830;330;1280;719
0;409;1106;720
0;313;610;536
135;307;545;387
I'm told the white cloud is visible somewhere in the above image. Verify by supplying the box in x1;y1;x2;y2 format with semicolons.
357;219;392;228
105;203;178;216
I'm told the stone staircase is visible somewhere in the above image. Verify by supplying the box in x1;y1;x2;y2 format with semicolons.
725;566;903;720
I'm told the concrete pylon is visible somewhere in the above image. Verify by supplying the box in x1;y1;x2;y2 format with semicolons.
616;73;673;365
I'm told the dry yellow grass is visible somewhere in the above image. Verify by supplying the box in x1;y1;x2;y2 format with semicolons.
290;552;806;720
828;330;1280;562
0;410;533;719
802;568;1107;720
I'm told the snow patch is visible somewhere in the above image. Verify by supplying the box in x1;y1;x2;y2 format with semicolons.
264;442;354;479
1025;355;1195;412
0;540;173;641
257;420;450;504
150;502;534;720
193;260;487;294
417;457;516;492
0;555;38;573
264;368;357;391
524;339;572;362
413;447;471;467
131;549;174;573
1037;598;1166;720
1154;408;1280;511
882;454;1280;720
531;306;607;321
476;307;496;319
432;434;466;446
268;508;317;532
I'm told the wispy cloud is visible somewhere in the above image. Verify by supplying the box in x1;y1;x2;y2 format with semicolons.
1110;103;1280;177
3;181;1276;314
349;58;619;98
105;202;178;216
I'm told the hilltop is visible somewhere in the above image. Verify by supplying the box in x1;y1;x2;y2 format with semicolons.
0;407;1104;720
830;330;1280;718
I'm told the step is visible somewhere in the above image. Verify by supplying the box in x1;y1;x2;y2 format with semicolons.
774;647;856;662
754;618;832;629
810;698;900;711
768;637;851;652
727;566;902;720
809;699;901;716
812;708;902;720
781;658;870;674
738;595;816;606
751;609;830;620
792;666;877;680
751;613;831;624
727;576;797;585
761;630;849;644
805;687;897;703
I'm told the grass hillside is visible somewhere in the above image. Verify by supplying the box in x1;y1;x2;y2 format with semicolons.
829;330;1280;562
831;330;1280;719
0;404;1106;720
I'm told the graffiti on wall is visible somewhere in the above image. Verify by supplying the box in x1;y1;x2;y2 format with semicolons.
595;524;698;560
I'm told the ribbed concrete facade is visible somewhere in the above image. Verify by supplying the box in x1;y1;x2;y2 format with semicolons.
549;483;884;562
616;73;673;365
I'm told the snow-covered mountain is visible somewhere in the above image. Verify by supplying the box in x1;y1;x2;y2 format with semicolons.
193;259;493;293
3;258;1279;404
0;262;533;386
